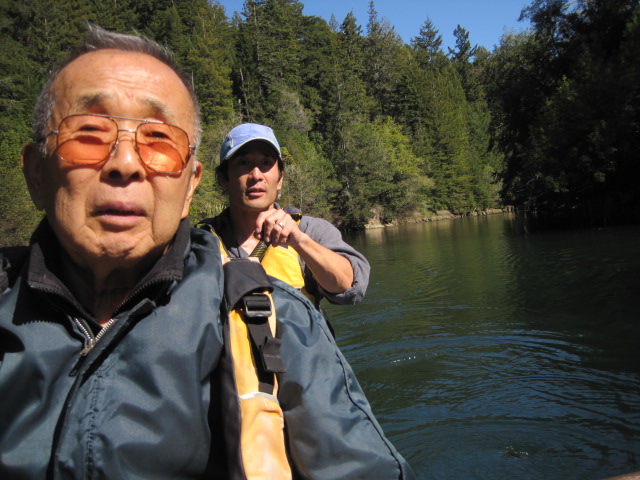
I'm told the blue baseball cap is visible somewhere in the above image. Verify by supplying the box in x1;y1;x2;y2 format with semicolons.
219;123;281;164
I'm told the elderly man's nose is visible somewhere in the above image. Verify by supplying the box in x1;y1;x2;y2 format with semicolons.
101;132;144;180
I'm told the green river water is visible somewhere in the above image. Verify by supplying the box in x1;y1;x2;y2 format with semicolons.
325;213;640;480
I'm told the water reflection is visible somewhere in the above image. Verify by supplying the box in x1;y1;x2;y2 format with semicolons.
326;214;640;480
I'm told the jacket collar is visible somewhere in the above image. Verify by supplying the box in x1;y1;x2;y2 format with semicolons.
26;218;190;324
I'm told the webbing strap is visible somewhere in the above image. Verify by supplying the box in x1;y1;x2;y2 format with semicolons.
222;259;286;395
242;293;286;376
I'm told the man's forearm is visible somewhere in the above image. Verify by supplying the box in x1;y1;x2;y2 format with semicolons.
290;232;354;293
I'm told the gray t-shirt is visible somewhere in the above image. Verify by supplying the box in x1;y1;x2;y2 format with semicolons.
203;207;370;305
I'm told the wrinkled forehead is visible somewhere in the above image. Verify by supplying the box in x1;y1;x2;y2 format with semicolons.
50;50;197;134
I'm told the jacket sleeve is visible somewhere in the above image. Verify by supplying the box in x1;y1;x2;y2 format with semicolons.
272;278;415;479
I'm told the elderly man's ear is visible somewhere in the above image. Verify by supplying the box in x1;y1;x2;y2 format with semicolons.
21;142;46;211
181;160;203;218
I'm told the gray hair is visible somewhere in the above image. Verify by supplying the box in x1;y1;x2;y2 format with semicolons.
34;23;201;156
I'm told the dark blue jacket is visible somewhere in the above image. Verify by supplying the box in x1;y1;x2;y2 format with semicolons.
0;220;227;479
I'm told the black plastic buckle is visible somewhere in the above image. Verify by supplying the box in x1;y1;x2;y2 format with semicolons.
242;293;272;319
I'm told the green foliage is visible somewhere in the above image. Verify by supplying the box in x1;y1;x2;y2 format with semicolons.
18;0;640;242
183;1;235;124
188;127;228;222
0;124;42;246
233;0;305;120
486;0;640;225
0;0;52;246
411;17;446;68
331;117;430;226
279;140;337;220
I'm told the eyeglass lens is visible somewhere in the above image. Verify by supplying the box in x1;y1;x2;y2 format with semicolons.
55;115;190;174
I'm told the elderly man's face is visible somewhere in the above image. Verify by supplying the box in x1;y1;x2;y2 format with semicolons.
22;49;201;272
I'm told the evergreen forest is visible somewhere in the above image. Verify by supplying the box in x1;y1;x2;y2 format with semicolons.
2;0;639;245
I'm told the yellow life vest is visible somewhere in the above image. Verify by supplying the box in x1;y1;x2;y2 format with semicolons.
207;217;317;305
221;259;292;480
260;244;305;290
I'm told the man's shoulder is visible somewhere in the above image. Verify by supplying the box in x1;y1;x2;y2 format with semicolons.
296;213;340;238
0;246;30;291
281;206;328;232
196;209;229;235
0;245;30;262
188;225;223;252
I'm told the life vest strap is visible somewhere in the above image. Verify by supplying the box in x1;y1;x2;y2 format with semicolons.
242;293;287;376
222;259;273;310
223;260;287;396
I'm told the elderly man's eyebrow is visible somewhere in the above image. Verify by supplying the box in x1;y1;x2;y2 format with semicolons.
74;93;111;112
73;94;175;122
138;98;174;121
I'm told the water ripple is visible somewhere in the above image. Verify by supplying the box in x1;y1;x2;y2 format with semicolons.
331;219;640;479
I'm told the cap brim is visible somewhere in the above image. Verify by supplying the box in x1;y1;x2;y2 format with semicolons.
223;138;281;162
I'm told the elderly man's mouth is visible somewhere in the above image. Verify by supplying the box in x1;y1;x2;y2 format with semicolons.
94;202;145;216
101;209;139;216
93;204;146;227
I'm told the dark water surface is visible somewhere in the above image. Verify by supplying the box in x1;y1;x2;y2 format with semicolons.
325;213;640;480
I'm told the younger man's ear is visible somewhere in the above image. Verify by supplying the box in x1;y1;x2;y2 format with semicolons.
21;142;46;211
215;168;228;193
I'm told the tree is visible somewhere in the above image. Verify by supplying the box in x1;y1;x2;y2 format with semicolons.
297;15;335;127
411;17;445;67
182;0;235;125
331;117;429;226
449;25;480;101
319;11;369;152
279;140;337;220
233;0;305;120
364;1;404;117
484;30;557;212
485;0;640;225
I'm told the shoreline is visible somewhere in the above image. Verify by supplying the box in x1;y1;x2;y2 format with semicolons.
363;207;514;229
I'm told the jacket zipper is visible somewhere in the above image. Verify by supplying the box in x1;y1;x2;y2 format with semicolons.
75;317;118;356
71;275;167;357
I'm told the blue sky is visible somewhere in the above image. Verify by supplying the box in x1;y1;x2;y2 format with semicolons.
217;0;532;51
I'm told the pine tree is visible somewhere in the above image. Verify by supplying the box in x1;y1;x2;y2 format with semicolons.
449;25;479;101
364;1;404;117
233;0;305;120
411;17;445;67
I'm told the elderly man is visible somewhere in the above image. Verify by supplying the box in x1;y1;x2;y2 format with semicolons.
0;26;226;478
1;26;414;480
200;123;370;309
